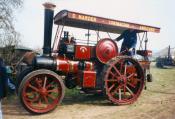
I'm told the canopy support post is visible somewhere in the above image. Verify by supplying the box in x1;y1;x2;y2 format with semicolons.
145;32;148;50
87;29;90;45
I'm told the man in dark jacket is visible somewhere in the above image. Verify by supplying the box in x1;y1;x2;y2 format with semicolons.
0;57;7;119
0;58;7;99
115;29;137;55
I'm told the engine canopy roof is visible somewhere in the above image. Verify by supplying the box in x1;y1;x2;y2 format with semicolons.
54;10;160;34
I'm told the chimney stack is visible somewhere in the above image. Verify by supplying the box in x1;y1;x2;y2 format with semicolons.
42;2;56;56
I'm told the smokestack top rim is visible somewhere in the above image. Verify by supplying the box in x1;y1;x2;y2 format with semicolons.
43;2;56;10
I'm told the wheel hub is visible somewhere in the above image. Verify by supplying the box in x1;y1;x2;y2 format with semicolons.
119;75;127;84
39;88;48;96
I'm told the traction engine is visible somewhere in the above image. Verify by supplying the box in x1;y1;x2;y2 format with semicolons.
17;3;160;114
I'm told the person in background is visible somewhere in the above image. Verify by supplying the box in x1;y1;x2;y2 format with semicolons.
6;66;16;94
115;29;137;56
0;58;7;119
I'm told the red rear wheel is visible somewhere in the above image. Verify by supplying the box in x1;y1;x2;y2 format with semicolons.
18;69;65;114
103;56;144;105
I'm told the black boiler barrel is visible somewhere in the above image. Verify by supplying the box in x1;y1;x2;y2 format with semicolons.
43;3;56;56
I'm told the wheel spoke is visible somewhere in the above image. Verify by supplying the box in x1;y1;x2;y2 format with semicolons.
47;88;59;93
27;94;39;102
35;78;42;88
127;82;136;88
43;96;49;104
108;84;115;92
109;72;115;79
127;73;135;79
106;79;118;82
119;88;121;100
38;98;42;106
109;72;120;80
109;72;116;78
46;83;52;89
134;78;142;83
43;76;47;88
28;84;39;92
47;94;55;100
124;64;127;76
119;61;124;72
46;81;55;89
126;86;134;96
111;85;122;96
123;85;126;95
35;78;39;85
112;66;122;76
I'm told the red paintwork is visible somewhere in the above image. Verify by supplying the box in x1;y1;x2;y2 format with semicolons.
82;71;96;88
56;56;95;88
56;57;93;73
96;38;118;63
75;45;91;60
136;50;152;57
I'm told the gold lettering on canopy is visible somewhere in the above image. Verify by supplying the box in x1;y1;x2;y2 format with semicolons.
68;12;159;33
140;26;156;32
108;20;129;28
77;14;96;22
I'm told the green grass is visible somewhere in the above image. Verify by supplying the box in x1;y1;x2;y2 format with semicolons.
149;64;175;90
65;88;80;97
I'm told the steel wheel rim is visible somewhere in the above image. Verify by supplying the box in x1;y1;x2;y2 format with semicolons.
105;58;144;104
22;73;62;113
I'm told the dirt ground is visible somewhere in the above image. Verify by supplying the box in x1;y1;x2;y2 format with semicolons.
2;64;175;119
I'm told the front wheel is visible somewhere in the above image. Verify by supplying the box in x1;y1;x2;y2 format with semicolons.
18;69;65;114
103;56;145;105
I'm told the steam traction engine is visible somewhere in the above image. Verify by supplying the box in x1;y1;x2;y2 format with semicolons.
17;3;160;114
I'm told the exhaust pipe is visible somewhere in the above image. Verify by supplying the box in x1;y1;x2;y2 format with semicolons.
32;3;56;69
43;2;56;56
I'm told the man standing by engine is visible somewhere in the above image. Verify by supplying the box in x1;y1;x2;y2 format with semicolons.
115;29;137;56
0;58;7;119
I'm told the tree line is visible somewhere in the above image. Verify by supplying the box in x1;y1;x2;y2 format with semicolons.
0;0;23;64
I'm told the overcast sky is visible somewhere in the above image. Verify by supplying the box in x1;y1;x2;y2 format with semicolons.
15;0;175;51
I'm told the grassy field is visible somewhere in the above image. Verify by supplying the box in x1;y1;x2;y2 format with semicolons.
2;63;175;119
